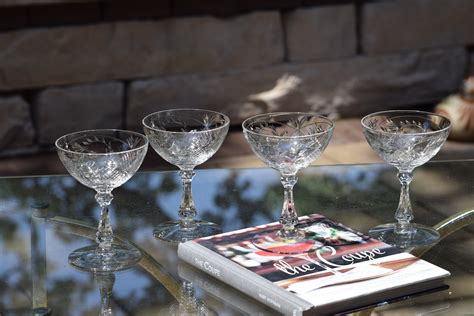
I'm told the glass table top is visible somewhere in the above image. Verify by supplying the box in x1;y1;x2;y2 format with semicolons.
0;160;473;315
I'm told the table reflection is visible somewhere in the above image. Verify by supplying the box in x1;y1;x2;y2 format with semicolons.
168;280;211;316
31;202;51;315
0;162;473;315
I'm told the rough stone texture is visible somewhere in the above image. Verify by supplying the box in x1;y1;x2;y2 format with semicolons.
302;47;467;118
0;11;283;91
0;95;34;150
285;5;356;62
127;71;280;130
36;81;123;144
127;47;466;129
362;0;474;55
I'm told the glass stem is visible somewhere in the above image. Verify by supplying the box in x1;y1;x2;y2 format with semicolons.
395;171;415;234
280;174;298;233
95;272;115;316
95;191;114;253
179;169;196;228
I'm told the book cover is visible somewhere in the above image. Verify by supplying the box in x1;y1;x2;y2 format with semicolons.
178;214;450;315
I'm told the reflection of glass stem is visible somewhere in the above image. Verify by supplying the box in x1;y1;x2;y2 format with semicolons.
96;191;114;254
95;272;115;316
180;280;198;310
179;170;197;229
280;174;298;235
170;280;208;316
31;202;52;315
395;171;415;235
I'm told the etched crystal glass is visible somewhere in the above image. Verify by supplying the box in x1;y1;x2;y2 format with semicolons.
143;109;229;242
56;129;148;271
242;112;334;252
361;110;451;248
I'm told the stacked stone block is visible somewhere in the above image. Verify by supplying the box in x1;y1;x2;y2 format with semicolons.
0;0;473;155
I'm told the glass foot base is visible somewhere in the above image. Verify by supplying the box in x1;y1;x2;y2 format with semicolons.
68;243;142;272
153;220;221;243
369;223;440;249
251;230;324;255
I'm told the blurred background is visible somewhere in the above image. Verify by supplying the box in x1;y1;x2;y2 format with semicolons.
1;0;474;176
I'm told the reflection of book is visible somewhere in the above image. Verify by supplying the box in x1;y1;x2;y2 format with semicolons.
178;214;450;315
178;262;277;315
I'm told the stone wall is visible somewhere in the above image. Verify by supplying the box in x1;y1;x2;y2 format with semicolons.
0;0;473;155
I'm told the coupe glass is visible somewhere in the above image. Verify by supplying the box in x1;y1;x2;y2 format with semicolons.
361;110;451;248
242;112;334;253
143;109;229;242
56;129;148;272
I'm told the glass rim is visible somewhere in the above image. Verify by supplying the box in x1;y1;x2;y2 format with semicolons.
242;112;335;139
142;108;230;134
55;128;149;156
361;110;452;136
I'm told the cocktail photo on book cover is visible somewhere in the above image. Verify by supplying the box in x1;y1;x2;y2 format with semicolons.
184;213;449;309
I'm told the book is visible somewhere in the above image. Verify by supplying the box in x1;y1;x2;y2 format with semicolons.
177;214;450;315
178;260;448;316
